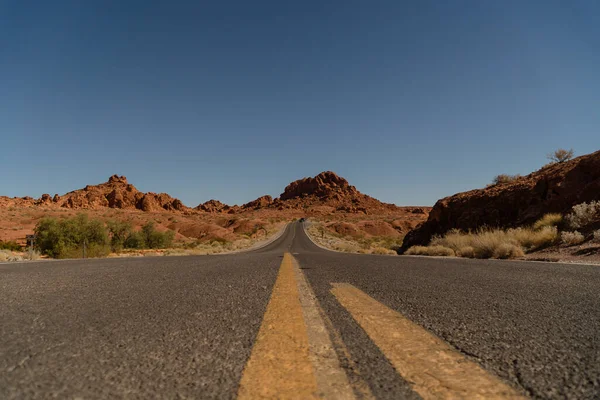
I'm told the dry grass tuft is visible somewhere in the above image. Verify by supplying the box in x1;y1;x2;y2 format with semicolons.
533;213;563;230
414;225;558;260
405;245;455;257
593;230;600;244
456;246;476;258
492;243;525;259
507;226;558;251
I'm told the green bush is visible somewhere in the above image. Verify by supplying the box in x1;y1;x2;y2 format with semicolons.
107;220;133;251
35;215;176;257
123;222;174;249
35;214;110;258
143;222;175;249
0;240;22;251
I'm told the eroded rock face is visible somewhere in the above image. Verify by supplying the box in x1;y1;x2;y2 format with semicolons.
196;199;229;213
35;194;53;206
243;195;273;210
400;150;600;253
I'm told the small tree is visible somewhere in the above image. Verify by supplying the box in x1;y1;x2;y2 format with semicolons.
547;148;574;164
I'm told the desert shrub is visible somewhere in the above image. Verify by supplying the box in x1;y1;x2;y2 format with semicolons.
592;230;600;243
566;201;600;229
492;243;525;259
456;246;475;258
547;148;574;164
425;226;556;259
334;242;361;253
23;249;41;261
371;247;396;255
122;222;174;250
143;222;175;249
124;231;146;249
35;214;110;258
0;240;22;251
405;246;430;255
426;245;455;256
405;245;455;257
107;220;133;252
0;250;23;262
491;174;522;185
470;230;512;258
561;231;585;246
533;214;563;231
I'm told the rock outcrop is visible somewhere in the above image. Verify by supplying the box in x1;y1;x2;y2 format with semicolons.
280;171;359;200
400;149;600;253
58;175;188;212
243;195;273;210
274;171;413;215
196;199;230;213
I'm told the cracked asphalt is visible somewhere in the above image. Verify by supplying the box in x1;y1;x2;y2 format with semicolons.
1;222;599;399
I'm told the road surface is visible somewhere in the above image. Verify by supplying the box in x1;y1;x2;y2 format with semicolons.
1;222;599;399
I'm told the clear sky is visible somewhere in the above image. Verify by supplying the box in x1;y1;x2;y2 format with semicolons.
1;1;598;207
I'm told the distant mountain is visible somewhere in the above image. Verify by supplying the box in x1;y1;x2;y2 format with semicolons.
1;171;429;216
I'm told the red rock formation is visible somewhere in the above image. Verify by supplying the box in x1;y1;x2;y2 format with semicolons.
243;195;273;210
57;175;188;212
196;199;229;213
274;171;411;215
280;171;358;200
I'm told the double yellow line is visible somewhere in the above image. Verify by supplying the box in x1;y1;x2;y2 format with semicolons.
238;253;524;399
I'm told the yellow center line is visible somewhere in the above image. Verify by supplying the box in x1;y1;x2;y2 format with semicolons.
331;283;525;400
238;253;318;399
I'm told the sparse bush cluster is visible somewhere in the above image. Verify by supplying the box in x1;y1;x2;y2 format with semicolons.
305;222;399;255
34;214;174;258
0;240;22;251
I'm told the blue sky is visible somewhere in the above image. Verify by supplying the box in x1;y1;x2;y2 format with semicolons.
1;1;598;206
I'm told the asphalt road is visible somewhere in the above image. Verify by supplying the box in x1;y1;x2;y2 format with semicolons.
1;222;599;399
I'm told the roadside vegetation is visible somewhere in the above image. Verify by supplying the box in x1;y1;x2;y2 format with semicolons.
405;200;600;260
161;222;286;256
34;214;174;258
0;240;22;251
305;221;400;255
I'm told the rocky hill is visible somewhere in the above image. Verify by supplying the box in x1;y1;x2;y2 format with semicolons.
400;149;600;252
1;175;188;212
267;171;418;214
